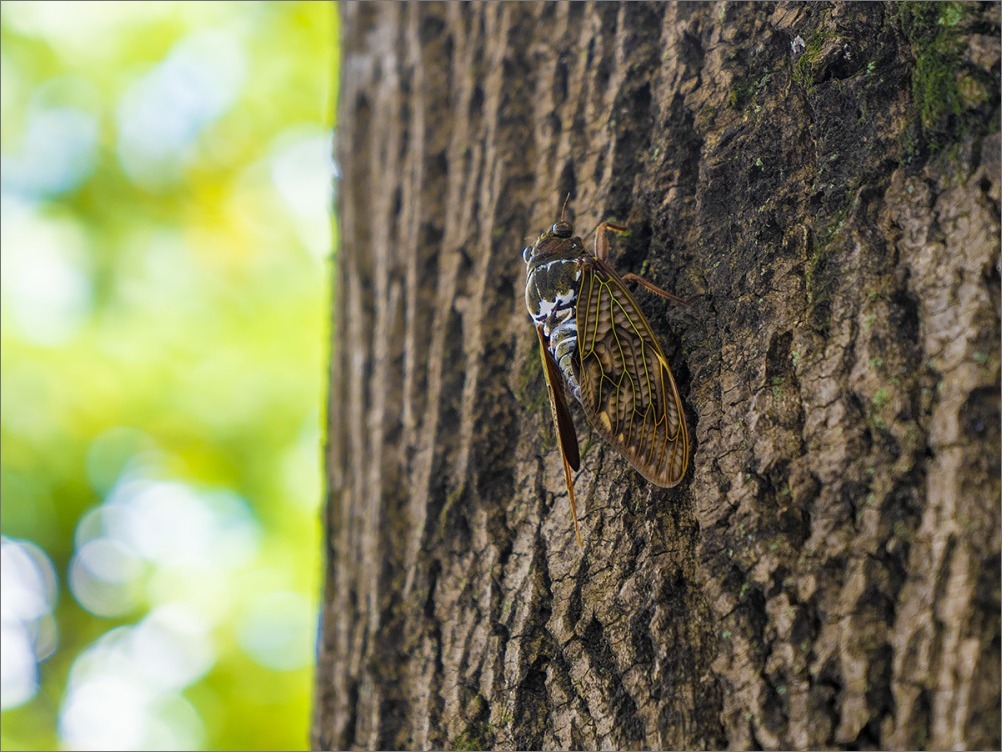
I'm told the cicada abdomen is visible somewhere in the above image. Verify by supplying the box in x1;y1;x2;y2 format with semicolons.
523;208;689;546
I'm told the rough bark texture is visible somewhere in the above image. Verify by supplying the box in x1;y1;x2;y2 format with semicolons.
315;3;1000;750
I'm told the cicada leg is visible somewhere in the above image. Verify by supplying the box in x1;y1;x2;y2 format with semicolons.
594;220;629;262
595;221;688;304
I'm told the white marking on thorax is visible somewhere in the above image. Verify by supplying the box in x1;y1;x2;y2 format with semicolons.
531;261;581;323
534;289;576;323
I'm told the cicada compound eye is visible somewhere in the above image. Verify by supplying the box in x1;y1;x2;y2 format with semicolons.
522;246;533;264
552;220;573;238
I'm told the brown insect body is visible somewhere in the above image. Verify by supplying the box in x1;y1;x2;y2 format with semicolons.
523;212;689;546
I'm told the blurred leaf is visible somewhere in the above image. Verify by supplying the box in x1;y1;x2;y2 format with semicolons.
1;2;334;749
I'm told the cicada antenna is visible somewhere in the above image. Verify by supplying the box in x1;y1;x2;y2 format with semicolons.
559;193;571;222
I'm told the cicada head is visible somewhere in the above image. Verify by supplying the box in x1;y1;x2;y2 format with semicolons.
523;195;579;265
522;218;582;269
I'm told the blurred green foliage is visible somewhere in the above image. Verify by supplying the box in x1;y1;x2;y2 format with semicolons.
0;3;335;749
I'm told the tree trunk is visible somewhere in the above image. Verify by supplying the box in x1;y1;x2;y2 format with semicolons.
314;2;1000;749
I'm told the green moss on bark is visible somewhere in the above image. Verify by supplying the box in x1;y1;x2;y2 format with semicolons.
896;2;997;150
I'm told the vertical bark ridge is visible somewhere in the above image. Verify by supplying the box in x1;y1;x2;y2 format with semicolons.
400;0;430;521
405;3;474;565
453;1;509;494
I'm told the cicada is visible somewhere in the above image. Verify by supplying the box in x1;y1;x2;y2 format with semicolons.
523;205;689;546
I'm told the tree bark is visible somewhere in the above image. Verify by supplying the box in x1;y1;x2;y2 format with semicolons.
314;3;1000;749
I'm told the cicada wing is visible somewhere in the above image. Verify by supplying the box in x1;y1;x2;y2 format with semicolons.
536;324;579;470
536;324;583;547
575;258;689;486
